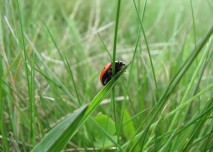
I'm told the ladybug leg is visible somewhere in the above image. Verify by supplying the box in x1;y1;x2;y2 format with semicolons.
103;77;111;85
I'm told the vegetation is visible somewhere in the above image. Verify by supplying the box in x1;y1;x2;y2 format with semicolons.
0;0;212;151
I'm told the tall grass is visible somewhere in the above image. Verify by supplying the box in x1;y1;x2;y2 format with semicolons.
0;0;212;151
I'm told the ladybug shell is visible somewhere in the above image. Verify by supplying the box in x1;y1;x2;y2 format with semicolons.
100;61;125;85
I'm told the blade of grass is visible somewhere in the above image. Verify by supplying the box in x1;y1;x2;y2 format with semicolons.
159;128;179;152
34;64;74;114
111;0;122;143
203;120;213;151
97;33;112;60
15;0;37;146
185;124;212;150
144;99;213;150
181;98;213;151
3;81;30;125
0;55;9;152
169;97;213;151
25;34;79;105
120;11;142;144
168;35;213;131
44;24;81;105
29;51;36;146
112;0;122;75
124;25;213;151
190;0;197;47
185;40;213;121
164;83;213;119
125;0;147;111
133;0;158;98
31;105;88;152
120;22;141;141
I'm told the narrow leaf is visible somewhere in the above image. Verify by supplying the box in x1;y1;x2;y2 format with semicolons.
31;105;88;152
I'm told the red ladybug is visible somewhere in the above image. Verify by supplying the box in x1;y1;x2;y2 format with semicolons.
100;61;125;85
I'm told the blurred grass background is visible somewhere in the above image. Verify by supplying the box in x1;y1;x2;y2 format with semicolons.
0;0;212;151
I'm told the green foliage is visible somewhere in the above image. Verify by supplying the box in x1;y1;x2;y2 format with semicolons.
31;105;88;152
93;114;117;147
122;110;136;140
0;0;212;151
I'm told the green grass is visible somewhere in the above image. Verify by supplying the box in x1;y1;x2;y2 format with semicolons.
0;0;213;151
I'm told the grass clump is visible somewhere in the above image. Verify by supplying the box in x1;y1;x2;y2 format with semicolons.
0;0;212;151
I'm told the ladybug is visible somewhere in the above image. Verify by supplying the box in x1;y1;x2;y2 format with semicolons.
100;61;125;85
